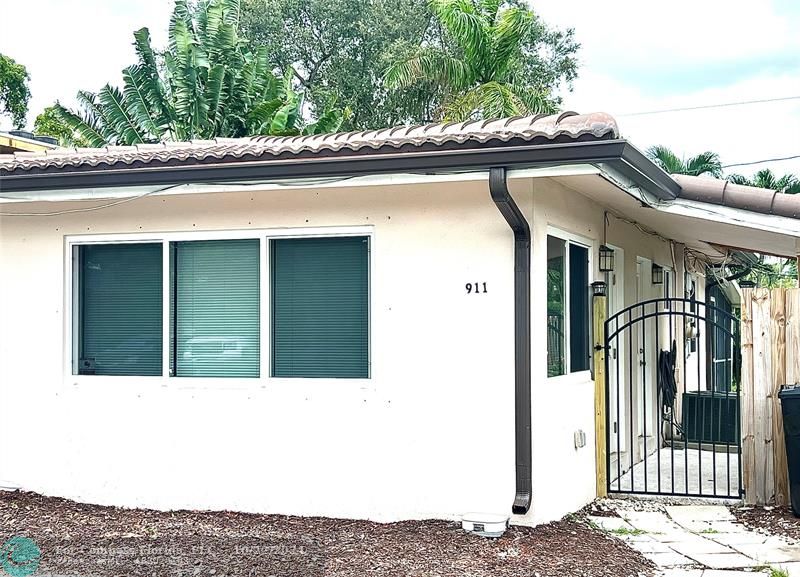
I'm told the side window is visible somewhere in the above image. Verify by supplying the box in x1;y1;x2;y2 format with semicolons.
74;243;163;376
546;234;590;377
271;236;369;378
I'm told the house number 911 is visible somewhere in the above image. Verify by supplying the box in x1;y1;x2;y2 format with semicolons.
465;282;488;294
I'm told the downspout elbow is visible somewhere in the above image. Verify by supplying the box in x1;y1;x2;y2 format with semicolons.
489;167;532;515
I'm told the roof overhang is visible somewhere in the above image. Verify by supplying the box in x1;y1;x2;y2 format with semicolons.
0;138;680;200
554;172;800;259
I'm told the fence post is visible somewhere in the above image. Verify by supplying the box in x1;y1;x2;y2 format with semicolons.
741;288;756;504
771;289;789;505
592;283;608;498
750;288;774;505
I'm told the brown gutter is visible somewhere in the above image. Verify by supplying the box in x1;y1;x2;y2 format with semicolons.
489;167;532;515
673;174;800;219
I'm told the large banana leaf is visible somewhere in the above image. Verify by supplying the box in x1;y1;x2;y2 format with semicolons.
96;85;145;145
51;0;345;144
122;64;166;140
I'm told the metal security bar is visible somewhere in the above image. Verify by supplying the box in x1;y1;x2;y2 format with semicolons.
605;298;743;498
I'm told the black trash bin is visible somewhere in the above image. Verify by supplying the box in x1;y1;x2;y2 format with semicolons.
779;385;800;517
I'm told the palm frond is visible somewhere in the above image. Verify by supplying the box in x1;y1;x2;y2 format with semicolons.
646;145;686;175
726;173;751;186
477;0;503;22
429;0;487;73
384;49;473;91
509;83;557;115
685;151;722;177
492;7;533;79
52;103;108;148
444;81;520;120
784;180;800;195
75;90;117;141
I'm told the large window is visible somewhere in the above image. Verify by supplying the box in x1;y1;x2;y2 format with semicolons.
72;232;369;380
546;234;590;377
76;243;163;376
271;237;369;378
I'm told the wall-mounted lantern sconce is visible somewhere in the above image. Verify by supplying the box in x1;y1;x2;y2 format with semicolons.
651;264;664;285
599;245;615;272
592;281;607;298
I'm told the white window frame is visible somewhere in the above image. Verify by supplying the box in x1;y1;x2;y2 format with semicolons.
64;225;374;388
546;226;594;382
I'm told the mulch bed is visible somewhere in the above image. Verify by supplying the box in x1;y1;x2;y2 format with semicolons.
734;505;800;541
0;490;654;577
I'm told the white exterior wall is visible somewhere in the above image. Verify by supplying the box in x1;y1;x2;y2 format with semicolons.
0;174;674;524
525;178;676;522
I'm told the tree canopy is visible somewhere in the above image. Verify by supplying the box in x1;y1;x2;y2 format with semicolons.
240;0;439;129
0;53;31;129
45;0;344;147
240;0;578;128
385;0;578;121
33;105;90;147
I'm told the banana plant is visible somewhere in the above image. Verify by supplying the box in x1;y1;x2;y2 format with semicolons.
50;0;345;146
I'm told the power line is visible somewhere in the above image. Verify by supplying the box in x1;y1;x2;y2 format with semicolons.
618;95;800;117
0;184;180;216
722;154;800;169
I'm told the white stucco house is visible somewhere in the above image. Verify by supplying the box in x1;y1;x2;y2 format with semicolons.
1;112;798;525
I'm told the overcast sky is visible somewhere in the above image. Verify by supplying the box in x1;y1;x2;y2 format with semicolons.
1;0;798;178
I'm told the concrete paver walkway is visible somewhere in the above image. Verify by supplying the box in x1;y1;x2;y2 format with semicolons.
611;448;740;497
590;504;800;576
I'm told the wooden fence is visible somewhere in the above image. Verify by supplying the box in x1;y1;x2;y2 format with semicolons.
741;288;800;505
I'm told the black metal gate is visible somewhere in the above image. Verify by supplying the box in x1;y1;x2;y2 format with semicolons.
605;297;743;498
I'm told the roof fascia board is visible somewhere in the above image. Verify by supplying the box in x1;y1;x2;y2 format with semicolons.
1;140;639;194
2;165;602;203
608;143;679;201
659;198;800;238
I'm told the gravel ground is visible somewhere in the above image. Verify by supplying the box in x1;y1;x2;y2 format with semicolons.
734;505;800;541
0;491;654;577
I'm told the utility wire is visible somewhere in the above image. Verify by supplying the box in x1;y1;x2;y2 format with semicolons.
618;95;800;117
0;184;181;216
722;154;800;169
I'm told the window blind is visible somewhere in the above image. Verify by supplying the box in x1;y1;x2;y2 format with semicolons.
78;243;163;376
172;239;260;378
271;236;369;378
